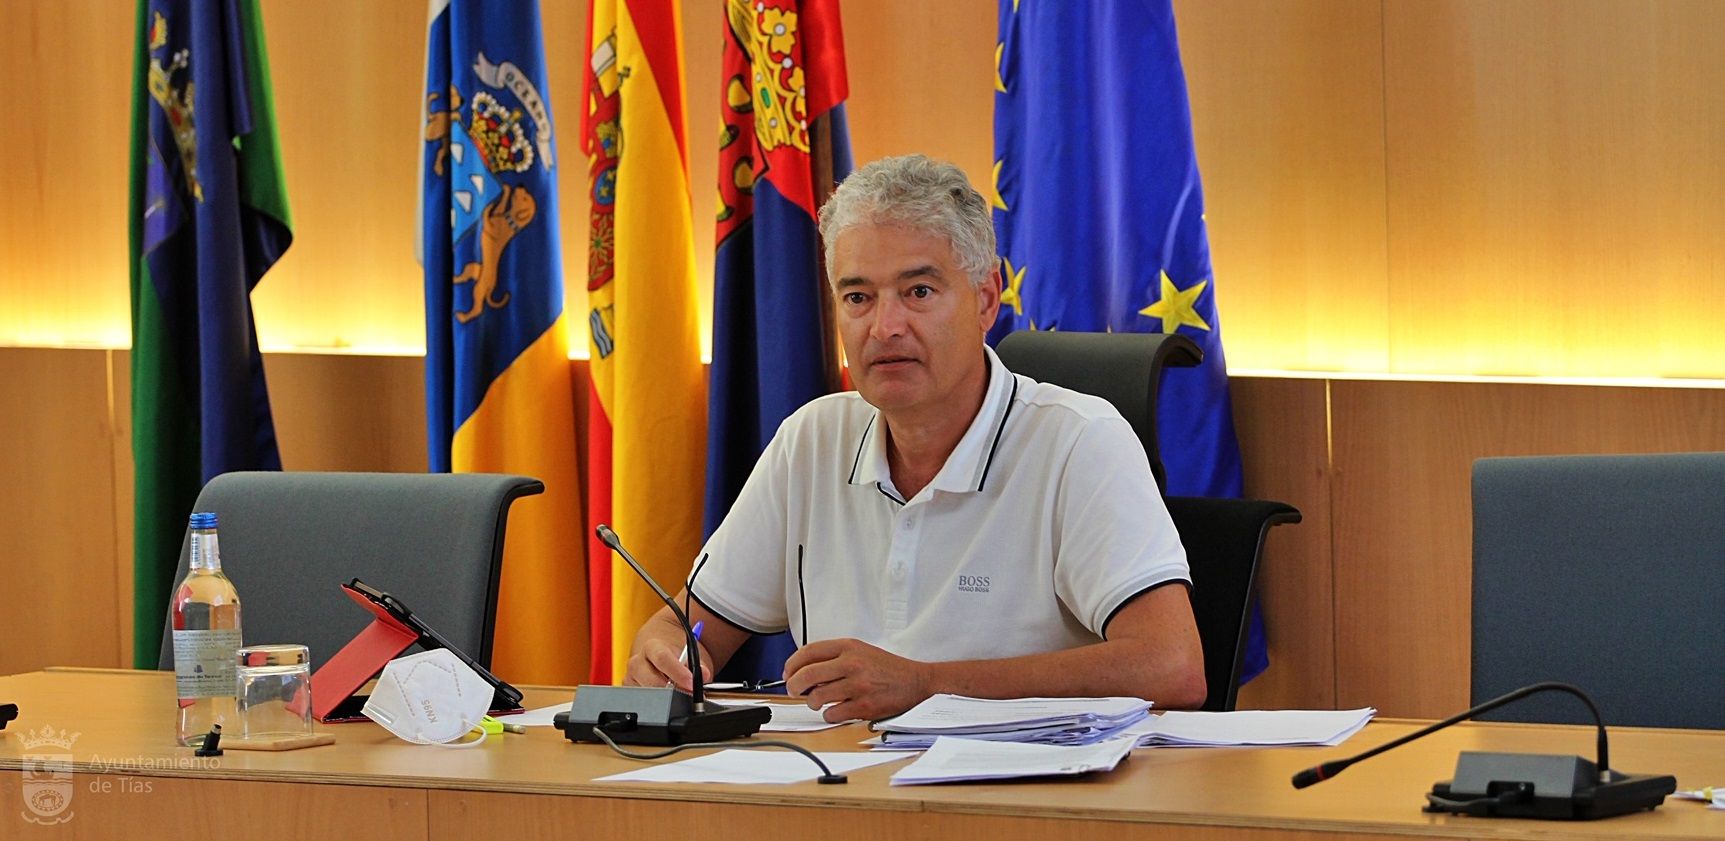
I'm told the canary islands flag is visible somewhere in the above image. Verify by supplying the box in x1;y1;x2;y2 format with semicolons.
421;0;587;684
707;0;852;682
991;0;1264;681
584;0;708;682
128;0;292;667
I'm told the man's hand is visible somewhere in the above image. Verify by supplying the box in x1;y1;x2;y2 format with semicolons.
783;638;932;722
623;636;711;693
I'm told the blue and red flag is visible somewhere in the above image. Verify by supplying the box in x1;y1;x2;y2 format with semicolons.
128;0;292;666
990;0;1265;682
706;0;852;681
421;0;587;684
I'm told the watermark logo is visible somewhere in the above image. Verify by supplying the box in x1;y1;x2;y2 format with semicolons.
18;726;79;825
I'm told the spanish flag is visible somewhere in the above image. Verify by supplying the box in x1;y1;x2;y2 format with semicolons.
584;0;707;682
421;0;588;684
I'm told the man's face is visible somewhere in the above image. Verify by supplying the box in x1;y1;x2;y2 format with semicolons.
831;222;1001;417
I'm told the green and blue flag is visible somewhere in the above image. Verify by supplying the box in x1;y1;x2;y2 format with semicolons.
128;0;292;667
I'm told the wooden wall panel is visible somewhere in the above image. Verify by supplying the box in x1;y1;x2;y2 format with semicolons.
1330;379;1725;718
1383;0;1725;378
0;349;125;676
841;0;997;192
1230;377;1334;711
0;1;132;346
262;354;427;473
1176;0;1391;373
109;351;134;667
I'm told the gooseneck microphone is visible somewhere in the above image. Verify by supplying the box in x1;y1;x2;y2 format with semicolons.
555;526;843;782
595;524;709;710
1292;682;1675;820
1292;682;1607;789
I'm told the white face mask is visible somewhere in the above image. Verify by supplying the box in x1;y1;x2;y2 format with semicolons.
362;649;493;748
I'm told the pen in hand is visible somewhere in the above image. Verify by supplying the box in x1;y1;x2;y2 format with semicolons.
670;621;705;687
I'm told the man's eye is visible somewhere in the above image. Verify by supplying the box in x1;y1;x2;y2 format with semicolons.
910;285;933;299
844;292;868;305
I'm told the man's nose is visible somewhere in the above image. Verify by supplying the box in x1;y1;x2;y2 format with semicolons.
870;295;908;339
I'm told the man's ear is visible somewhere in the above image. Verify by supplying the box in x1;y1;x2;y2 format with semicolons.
975;264;1002;329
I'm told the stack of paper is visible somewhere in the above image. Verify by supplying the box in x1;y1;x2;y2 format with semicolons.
868;694;1152;751
889;735;1136;785
1123;708;1376;748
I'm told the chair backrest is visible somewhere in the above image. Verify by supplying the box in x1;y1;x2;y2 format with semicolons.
1167;496;1301;711
995;330;1297;710
995;331;1200;492
157;471;543;673
1472;453;1725;729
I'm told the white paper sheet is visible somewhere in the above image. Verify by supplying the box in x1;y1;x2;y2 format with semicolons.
595;750;909;784
722;699;853;732
496;702;572;727
1672;787;1725;810
889;735;1135;785
1123;708;1376;747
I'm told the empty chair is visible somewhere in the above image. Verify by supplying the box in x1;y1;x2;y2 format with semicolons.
157;471;542;674
1472;453;1725;729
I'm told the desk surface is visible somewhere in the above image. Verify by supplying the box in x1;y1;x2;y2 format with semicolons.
2;668;1722;840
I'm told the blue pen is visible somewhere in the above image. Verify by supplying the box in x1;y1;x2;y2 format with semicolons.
678;621;705;667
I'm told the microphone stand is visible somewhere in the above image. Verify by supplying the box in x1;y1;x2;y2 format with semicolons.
552;526;771;747
1292;682;1675;820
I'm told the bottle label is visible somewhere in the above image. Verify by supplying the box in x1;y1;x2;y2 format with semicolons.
172;629;243;698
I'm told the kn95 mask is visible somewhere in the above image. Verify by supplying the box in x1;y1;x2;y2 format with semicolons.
362;649;493;748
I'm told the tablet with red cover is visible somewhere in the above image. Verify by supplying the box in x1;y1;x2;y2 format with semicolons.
309;579;524;722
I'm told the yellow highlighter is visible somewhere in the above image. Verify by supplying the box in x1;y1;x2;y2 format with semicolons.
479;715;526;735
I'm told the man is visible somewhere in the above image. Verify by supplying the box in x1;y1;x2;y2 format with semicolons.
626;155;1205;721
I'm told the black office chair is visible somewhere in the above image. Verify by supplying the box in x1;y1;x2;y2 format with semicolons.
996;330;1199;493
995;330;1298;710
1471;453;1725;729
1167;496;1300;711
156;471;543;673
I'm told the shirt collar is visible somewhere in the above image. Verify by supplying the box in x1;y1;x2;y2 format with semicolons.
848;345;1020;498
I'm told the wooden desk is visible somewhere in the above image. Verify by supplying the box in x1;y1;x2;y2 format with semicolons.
1;669;1720;840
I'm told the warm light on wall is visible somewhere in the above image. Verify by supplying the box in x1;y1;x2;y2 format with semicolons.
1229;368;1725;391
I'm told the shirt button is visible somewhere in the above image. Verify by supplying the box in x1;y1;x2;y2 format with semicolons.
892;564;906;578
902;518;915;531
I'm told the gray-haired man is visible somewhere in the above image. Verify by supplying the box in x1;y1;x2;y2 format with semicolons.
626;155;1205;722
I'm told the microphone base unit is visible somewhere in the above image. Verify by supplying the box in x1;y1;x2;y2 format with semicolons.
554;685;772;746
1425;752;1676;820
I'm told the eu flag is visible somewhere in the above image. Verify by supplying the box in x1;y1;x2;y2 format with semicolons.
990;0;1263;681
706;0;852;682
129;0;291;666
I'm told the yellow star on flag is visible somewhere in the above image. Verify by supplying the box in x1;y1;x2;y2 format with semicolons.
1000;258;1026;316
990;160;1009;212
994;43;1007;93
1138;272;1211;334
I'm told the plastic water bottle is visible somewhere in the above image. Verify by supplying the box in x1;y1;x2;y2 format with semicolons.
171;512;243;747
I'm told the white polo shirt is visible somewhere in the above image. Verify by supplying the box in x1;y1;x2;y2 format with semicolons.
690;346;1189;662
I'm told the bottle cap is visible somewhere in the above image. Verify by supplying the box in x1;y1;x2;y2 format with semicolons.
188;511;218;530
